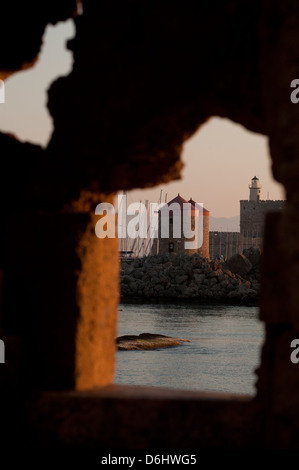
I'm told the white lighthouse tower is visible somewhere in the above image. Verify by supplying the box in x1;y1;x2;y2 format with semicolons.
249;176;261;201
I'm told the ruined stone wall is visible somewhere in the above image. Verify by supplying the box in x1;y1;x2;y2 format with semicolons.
1;0;299;453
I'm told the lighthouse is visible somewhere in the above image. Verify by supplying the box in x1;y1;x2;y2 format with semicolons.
239;176;285;252
249;176;261;202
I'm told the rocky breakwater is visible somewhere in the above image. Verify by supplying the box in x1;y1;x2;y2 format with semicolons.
120;247;260;304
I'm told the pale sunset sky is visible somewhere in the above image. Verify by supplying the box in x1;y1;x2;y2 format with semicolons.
0;20;285;218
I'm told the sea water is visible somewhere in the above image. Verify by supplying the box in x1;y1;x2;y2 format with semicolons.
115;302;264;395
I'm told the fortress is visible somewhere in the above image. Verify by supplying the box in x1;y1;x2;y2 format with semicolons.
209;176;285;258
239;176;285;250
154;178;284;259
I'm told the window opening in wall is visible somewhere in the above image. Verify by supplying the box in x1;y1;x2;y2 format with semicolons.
116;118;285;395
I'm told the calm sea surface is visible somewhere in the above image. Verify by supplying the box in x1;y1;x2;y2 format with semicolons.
115;303;264;395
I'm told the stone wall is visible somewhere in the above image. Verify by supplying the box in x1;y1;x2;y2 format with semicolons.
239;200;285;249
158;214;209;257
209;231;240;258
1;0;299;453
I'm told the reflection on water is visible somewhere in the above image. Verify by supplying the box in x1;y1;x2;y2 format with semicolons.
115;303;264;395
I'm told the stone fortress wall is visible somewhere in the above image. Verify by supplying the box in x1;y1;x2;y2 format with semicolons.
209;231;239;258
239;200;285;249
209;196;285;259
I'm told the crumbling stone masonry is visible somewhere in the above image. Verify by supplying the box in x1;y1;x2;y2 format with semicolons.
0;0;299;452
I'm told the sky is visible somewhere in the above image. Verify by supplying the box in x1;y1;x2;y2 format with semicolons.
0;20;75;145
0;20;285;218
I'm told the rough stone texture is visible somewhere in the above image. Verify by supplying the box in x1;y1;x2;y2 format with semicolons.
76;207;119;390
0;1;77;79
259;213;290;325
257;213;299;447
25;386;258;451
2;208;118;391
209;231;240;258
225;253;253;277
0;0;299;452
44;0;266;205
120;253;259;303
0;133;44;214
239;200;285;250
259;0;299;328
260;1;299;196
243;247;261;269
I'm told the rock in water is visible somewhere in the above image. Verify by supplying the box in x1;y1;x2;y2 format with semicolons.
116;333;190;350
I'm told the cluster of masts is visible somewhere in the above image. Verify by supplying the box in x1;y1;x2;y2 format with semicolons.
119;190;167;258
